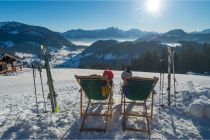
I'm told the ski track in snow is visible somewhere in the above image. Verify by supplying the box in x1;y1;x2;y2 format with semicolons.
0;69;210;139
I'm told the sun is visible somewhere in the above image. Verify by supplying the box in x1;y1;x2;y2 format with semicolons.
146;0;161;13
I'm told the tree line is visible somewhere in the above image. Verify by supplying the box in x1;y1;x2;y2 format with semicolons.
130;43;210;74
78;42;210;74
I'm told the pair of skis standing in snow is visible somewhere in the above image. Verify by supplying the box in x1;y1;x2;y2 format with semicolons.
32;45;58;116
159;46;178;107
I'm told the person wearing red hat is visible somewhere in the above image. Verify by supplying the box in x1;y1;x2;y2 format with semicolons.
103;69;114;86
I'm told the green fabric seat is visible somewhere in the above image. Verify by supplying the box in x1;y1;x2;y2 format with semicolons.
126;79;155;100
80;79;108;100
75;75;113;132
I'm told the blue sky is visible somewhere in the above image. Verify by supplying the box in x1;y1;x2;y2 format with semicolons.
0;0;210;33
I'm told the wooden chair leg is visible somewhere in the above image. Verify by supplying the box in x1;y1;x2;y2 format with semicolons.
110;92;113;118
80;99;91;132
144;101;150;135
104;95;112;132
151;90;155;119
80;90;83;118
120;92;123;115
122;95;126;131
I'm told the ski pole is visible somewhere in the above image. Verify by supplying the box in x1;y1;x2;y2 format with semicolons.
160;59;165;107
172;50;177;107
32;63;39;117
38;64;48;113
159;72;162;107
167;47;172;106
161;72;164;107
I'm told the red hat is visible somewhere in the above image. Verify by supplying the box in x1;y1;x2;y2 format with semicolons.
103;69;113;80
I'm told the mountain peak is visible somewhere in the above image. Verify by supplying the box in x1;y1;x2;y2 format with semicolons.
106;27;119;30
0;21;26;28
165;29;187;36
201;29;210;34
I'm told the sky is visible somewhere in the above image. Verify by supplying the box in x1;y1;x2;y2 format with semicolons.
0;0;210;33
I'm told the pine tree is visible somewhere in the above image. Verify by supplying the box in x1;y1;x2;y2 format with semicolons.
203;43;210;72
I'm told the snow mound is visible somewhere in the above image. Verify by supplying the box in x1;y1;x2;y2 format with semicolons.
189;101;210;119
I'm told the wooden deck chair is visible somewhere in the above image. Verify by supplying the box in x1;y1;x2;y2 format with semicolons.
121;76;158;135
75;75;113;133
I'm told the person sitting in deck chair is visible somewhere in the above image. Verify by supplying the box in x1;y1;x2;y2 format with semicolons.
102;69;114;97
121;66;132;97
103;69;114;86
121;66;132;80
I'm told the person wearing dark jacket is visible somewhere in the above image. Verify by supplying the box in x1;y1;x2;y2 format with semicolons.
121;66;132;80
121;66;132;97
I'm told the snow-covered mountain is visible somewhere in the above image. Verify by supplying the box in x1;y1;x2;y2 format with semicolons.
201;29;210;34
61;27;210;44
136;29;210;43
0;21;86;66
0;21;78;56
1;21;209;69
61;40;164;68
61;39;206;69
61;27;157;40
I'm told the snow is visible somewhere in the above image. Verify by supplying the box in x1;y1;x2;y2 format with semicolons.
161;43;182;47
0;69;210;139
70;49;84;57
2;41;15;48
0;22;6;27
15;52;35;58
104;53;116;60
15;48;83;68
189;101;210;119
28;31;44;37
95;54;103;59
50;49;83;67
9;30;19;34
27;41;39;46
70;40;92;46
83;53;93;57
70;38;135;46
61;55;82;68
15;52;39;66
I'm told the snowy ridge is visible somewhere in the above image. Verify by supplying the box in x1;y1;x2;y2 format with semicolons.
2;41;15;48
15;52;39;67
0;69;210;139
9;30;19;34
50;48;84;67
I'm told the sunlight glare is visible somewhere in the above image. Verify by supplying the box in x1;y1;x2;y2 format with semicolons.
146;0;161;13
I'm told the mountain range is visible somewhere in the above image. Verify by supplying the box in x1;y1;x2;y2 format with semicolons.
61;28;210;44
61;27;158;40
1;21;210;68
61;39;204;69
0;21;78;56
136;29;210;44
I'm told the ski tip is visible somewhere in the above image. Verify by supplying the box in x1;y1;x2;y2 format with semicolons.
55;105;59;113
40;45;44;50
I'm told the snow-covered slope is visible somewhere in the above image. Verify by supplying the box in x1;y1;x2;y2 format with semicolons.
0;21;78;59
0;69;210;139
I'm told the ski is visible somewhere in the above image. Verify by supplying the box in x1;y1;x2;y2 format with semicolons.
32;63;39;117
37;64;48;113
40;45;58;113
